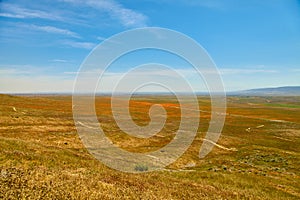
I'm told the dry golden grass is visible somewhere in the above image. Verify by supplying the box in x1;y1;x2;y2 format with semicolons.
0;94;300;199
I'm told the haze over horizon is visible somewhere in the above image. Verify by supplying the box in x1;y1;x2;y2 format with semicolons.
1;0;300;93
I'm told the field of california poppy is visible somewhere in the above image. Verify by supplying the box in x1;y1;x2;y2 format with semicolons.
0;94;299;199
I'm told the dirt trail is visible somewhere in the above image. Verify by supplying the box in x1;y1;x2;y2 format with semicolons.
201;138;238;152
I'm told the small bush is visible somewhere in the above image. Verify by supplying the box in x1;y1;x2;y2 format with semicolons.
134;164;148;172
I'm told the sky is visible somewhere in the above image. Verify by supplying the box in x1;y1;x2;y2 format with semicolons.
0;0;300;93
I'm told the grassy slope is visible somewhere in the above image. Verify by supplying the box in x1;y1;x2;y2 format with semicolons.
0;94;299;199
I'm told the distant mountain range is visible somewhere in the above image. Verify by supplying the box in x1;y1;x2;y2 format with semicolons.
229;86;300;96
5;86;300;96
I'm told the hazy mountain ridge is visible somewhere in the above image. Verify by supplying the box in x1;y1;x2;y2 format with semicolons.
3;86;300;96
231;86;300;96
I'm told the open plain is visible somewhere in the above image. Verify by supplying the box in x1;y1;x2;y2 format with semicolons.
0;94;299;199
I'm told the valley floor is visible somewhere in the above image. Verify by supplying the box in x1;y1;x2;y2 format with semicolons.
0;94;299;199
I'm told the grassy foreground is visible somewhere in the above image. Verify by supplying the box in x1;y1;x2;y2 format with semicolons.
0;94;299;199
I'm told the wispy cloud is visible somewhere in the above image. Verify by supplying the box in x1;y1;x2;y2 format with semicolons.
0;13;24;18
96;36;107;41
64;69;103;75
220;68;278;75
146;0;224;9
291;69;300;72
0;64;49;76
0;68;31;75
23;24;80;38
0;3;64;21
63;67;279;78
0;75;74;93
61;0;148;27
50;59;68;63
63;40;97;49
178;0;224;9
64;69;179;77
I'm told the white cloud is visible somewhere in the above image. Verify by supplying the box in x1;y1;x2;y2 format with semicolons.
24;24;80;38
50;59;68;63
62;66;206;93
0;13;24;18
0;68;26;75
0;75;74;93
61;0;147;27
220;68;278;75
1;1;147;27
63;40;97;49
0;63;286;93
145;0;224;9
96;36;107;41
291;69;300;72
179;0;224;9
0;65;43;75
0;64;74;93
64;69;104;74
0;3;64;21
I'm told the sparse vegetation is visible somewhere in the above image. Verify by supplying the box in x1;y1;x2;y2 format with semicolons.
0;94;299;199
134;164;149;172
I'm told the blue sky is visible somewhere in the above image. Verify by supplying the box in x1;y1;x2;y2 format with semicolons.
0;0;300;93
